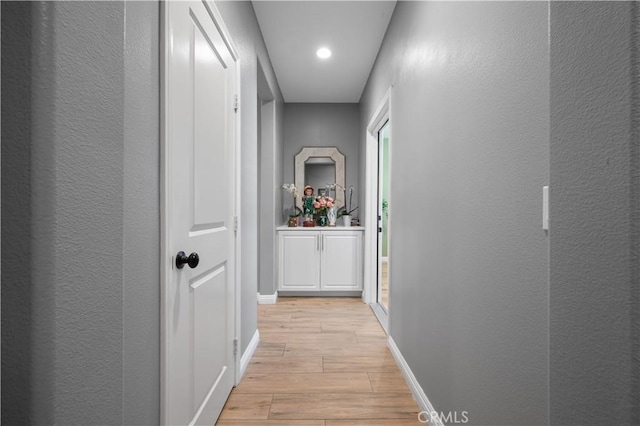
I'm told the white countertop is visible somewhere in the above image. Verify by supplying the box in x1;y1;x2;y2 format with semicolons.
277;225;365;231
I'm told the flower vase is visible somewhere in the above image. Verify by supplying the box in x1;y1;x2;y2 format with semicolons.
318;214;328;227
342;215;351;227
327;207;337;226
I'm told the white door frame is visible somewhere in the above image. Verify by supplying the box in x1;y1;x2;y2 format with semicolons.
160;1;242;423
232;39;243;387
228;4;243;386
365;88;391;330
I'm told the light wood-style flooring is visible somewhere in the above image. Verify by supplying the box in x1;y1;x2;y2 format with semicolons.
217;297;422;425
381;261;389;309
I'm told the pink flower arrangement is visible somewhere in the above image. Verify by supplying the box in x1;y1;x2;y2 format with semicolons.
314;196;334;215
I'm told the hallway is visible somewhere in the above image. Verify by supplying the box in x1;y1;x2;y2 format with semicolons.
217;298;421;424
3;1;639;424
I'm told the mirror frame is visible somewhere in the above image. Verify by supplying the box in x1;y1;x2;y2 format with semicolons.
295;147;345;210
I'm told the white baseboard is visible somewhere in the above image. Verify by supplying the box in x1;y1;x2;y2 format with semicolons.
239;329;260;381
257;291;278;304
388;336;443;426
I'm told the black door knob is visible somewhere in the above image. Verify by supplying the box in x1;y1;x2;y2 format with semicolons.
176;251;200;269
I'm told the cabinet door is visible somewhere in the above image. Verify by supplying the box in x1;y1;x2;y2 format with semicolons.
279;232;320;290
321;232;362;290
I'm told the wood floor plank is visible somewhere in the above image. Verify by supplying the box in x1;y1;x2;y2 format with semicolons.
217;421;325;426
261;332;358;345
323;355;399;373
234;373;373;394
292;315;373;323
254;342;285;357
355;331;388;344
292;312;371;318
284;342;390;357
368;372;412;393
258;333;290;344
258;314;294;323
218;393;273;420
321;322;385;333
269;393;420;420
259;323;323;333
327;419;422;425
246;357;323;374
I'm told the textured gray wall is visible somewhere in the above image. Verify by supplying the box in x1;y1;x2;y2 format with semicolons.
215;1;284;352
284;103;360;216
549;2;640;424
1;3;33;423
30;2;125;423
123;1;160;425
2;1;160;424
259;100;278;296
257;60;272;297
360;2;549;425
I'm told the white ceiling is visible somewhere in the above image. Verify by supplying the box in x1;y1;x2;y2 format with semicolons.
252;1;397;103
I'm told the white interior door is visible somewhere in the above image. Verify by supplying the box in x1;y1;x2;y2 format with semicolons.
163;1;238;425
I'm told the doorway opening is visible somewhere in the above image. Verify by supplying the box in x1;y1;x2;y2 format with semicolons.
377;120;391;311
257;58;279;304
365;88;391;331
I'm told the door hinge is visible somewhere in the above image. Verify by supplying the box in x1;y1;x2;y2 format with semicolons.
234;94;239;113
234;216;238;235
233;338;238;356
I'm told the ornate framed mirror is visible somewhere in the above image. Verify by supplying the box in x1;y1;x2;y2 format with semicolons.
294;147;346;210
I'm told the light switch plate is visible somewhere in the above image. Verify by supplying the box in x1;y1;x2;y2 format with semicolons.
542;186;549;231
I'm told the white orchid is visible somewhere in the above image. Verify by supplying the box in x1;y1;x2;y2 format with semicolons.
281;183;298;198
281;184;302;218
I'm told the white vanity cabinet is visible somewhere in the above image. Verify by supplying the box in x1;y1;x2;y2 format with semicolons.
277;227;364;292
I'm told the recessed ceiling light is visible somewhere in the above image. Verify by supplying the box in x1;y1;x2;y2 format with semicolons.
316;47;332;59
